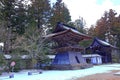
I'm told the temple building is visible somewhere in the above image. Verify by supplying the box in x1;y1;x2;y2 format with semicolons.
86;38;116;63
44;22;92;70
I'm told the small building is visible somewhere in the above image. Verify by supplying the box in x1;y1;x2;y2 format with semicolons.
82;54;102;65
44;22;92;70
86;38;116;63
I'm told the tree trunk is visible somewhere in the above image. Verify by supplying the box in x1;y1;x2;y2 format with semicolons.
4;27;12;54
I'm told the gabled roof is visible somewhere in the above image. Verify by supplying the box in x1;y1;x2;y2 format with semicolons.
44;29;91;39
43;22;91;41
96;38;111;46
53;22;80;33
90;38;115;48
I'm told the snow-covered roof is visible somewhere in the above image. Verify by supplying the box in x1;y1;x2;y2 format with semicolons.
4;55;12;59
89;38;115;48
62;25;82;35
3;55;30;59
47;55;55;59
82;54;101;58
58;23;91;38
0;42;4;46
97;39;111;46
44;29;91;41
21;55;30;59
47;54;101;59
44;22;91;40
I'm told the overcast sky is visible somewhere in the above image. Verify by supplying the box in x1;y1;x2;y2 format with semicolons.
51;0;120;27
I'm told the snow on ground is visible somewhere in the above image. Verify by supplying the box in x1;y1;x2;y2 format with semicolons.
1;64;120;80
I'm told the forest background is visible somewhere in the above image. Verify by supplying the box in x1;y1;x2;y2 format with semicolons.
0;0;120;71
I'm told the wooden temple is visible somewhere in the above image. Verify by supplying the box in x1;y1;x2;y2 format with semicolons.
44;22;92;70
86;38;115;63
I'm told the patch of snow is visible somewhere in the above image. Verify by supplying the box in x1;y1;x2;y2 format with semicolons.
97;39;111;46
4;55;12;59
0;64;120;80
0;43;4;46
82;54;101;57
47;55;55;59
63;25;85;36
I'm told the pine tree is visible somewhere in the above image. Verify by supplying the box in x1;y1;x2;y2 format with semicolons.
30;0;51;29
50;0;71;30
0;0;29;53
74;17;86;33
11;0;52;67
0;0;16;54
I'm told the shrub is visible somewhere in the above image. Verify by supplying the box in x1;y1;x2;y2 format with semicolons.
0;54;6;74
9;58;21;72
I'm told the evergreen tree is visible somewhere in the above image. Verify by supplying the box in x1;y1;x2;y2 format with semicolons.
11;0;52;67
0;0;16;54
50;0;71;30
0;0;29;54
91;9;120;47
11;0;29;35
74;17;86;33
0;0;27;35
30;0;51;29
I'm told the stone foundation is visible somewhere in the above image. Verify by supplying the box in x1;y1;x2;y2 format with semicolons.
51;63;93;70
51;64;72;70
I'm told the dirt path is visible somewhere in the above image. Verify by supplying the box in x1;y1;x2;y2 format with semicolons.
76;70;120;80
